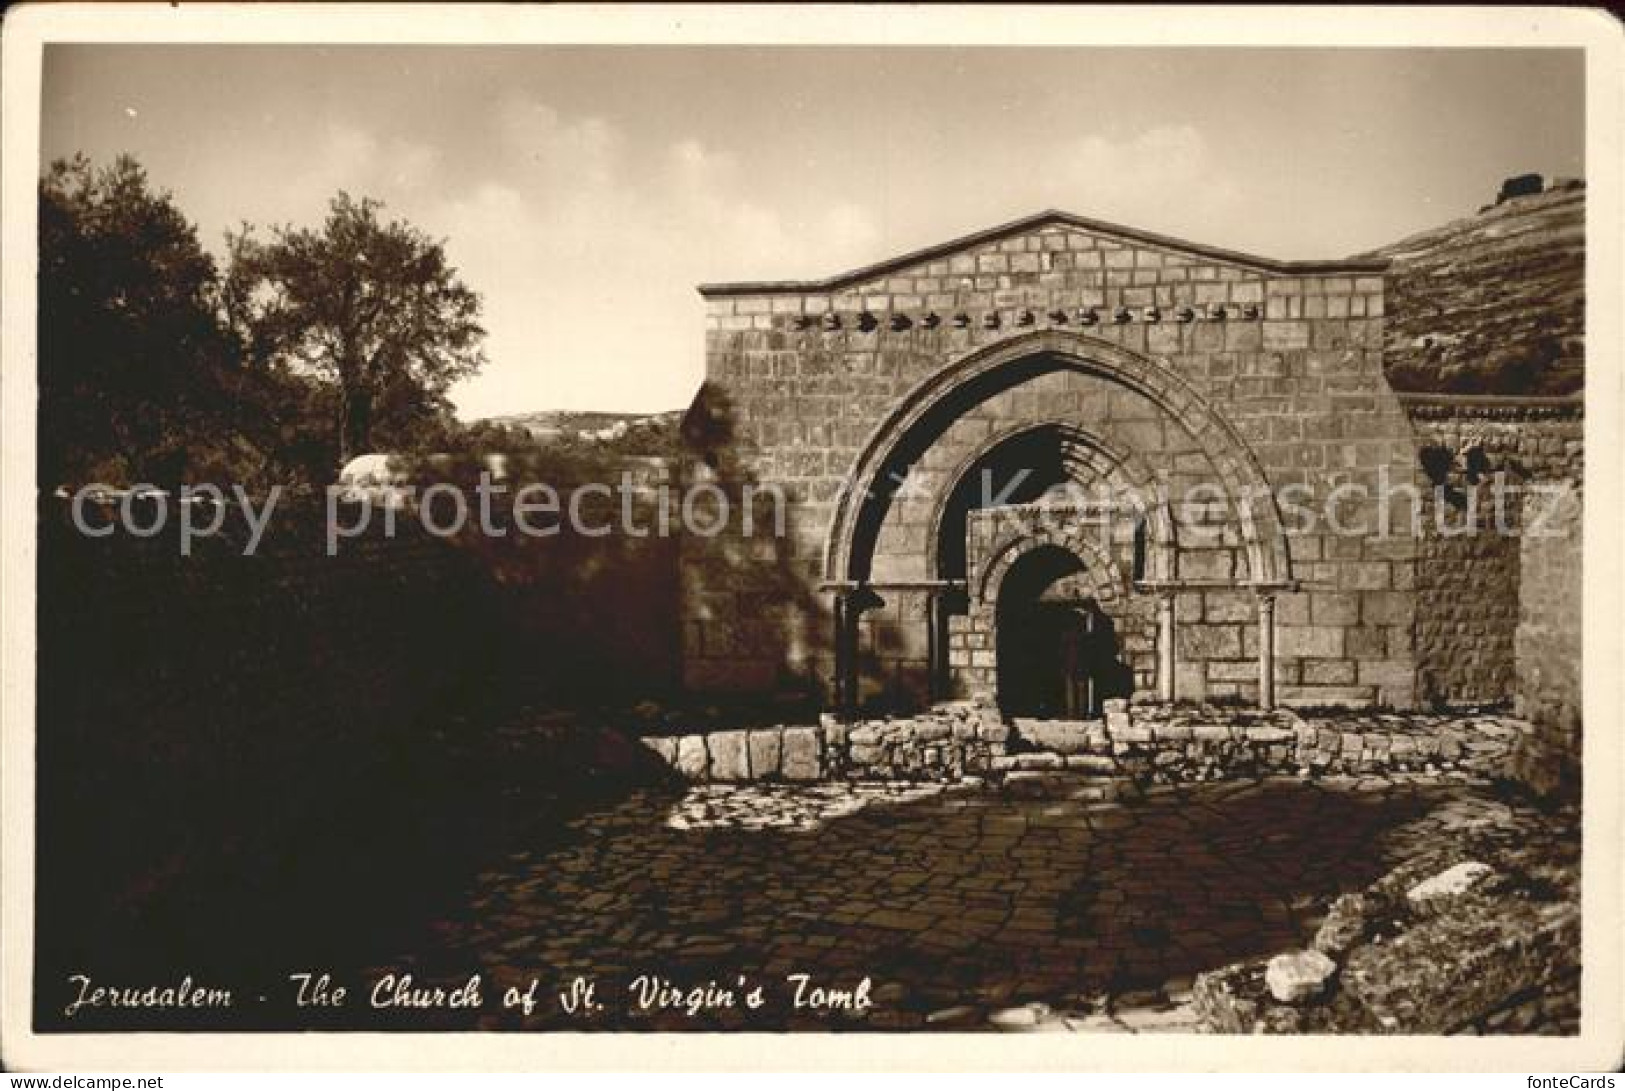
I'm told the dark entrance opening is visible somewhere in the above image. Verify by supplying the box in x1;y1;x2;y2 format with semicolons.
996;544;1133;718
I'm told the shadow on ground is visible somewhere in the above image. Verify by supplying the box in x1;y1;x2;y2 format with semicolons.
350;773;1465;1031
31;700;682;1032
39;699;1517;1034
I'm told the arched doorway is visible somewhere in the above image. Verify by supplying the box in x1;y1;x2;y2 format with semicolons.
822;330;1296;713
993;543;1134;718
823;330;1293;589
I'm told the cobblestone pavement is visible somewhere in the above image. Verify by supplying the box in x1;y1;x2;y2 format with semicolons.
375;772;1558;1032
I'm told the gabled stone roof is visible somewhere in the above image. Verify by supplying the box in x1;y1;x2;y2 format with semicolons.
698;209;1389;298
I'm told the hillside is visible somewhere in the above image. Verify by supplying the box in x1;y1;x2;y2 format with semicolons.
481;409;682;441
1358;182;1584;395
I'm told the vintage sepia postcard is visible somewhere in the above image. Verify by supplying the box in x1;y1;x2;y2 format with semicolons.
1;3;1622;1074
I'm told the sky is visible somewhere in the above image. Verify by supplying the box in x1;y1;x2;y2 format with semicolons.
40;46;1585;419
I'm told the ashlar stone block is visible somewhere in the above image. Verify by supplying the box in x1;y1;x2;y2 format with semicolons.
748;730;783;780
709;729;750;781
781;727;823;781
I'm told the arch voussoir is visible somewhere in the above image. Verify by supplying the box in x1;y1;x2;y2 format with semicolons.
824;329;1292;590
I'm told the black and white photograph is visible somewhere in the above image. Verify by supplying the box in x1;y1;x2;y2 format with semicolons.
1;3;1621;1074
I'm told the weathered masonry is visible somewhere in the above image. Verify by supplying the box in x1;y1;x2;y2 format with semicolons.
682;211;1434;715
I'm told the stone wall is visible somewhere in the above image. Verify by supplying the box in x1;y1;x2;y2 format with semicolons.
690;213;1422;711
1404;398;1583;708
450;461;684;698
1511;484;1583;796
1404;399;1584;483
634;702;1521;787
1414;489;1523;705
639;705;1012;782
37;480;684;916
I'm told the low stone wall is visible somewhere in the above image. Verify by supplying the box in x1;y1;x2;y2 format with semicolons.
1089;704;1518;782
639;723;831;782
636;701;1524;785
638;704;1011;782
841;706;1011;777
440;465;685;699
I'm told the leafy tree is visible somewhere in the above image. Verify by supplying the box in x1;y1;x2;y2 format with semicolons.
229;194;486;466
37;154;354;491
39;155;240;489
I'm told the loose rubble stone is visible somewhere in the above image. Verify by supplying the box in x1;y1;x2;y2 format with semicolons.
1406;861;1495;909
1193;808;1578;1035
925;1005;981;1027
1265;950;1338;1004
988;1002;1051;1031
1162;976;1195;1003
1312;893;1371;957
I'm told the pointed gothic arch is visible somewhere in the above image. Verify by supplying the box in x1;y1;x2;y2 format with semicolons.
822;329;1293;593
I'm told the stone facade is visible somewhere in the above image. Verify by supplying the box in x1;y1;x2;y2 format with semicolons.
684;211;1423;713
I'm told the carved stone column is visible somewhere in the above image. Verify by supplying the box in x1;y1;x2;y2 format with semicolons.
1157;590;1177;703
831;591;852;717
1257;590;1277;711
924;589;941;702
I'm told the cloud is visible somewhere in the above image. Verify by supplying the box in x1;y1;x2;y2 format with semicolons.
1065;125;1211;184
1038;124;1247;244
495;98;625;192
177;113;1247;419
179;98;884;419
181;122;444;247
